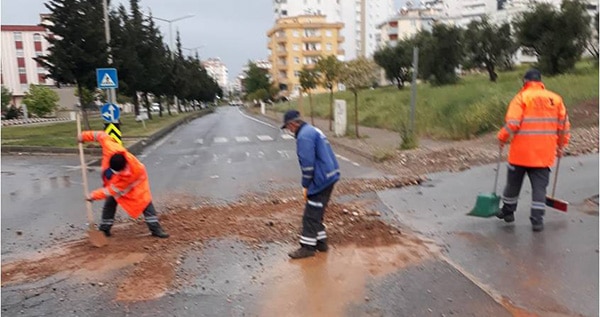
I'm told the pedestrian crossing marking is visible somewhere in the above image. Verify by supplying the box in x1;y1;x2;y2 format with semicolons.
281;134;294;140
194;138;203;144
101;73;116;87
257;135;274;141
214;137;228;143
235;136;250;143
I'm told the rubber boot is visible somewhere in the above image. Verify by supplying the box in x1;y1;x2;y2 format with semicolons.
147;222;170;238
98;224;112;237
288;245;316;259
316;239;328;252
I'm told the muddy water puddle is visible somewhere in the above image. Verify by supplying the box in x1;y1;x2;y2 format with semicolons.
260;242;435;317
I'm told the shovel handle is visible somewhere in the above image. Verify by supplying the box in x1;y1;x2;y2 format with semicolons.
77;113;96;229
493;144;502;194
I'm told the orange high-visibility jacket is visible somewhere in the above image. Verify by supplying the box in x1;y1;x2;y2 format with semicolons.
497;82;570;168
81;131;152;218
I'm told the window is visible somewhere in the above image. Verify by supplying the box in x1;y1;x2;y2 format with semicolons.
281;10;287;16
293;44;300;51
326;43;332;51
18;67;26;74
294;71;300;77
304;28;320;37
33;33;42;42
294;57;300;64
13;32;22;41
16;49;24;57
293;30;299;37
325;30;332;37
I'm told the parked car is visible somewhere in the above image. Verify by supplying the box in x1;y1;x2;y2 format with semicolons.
151;103;161;112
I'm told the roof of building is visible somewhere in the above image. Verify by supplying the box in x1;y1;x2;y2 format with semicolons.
1;25;47;32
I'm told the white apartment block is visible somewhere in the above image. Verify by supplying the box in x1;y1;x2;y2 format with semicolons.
1;24;54;106
377;7;438;47
271;0;394;59
202;57;229;92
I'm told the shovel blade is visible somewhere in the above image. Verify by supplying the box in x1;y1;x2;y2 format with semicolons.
546;196;568;212
468;193;501;218
88;229;108;247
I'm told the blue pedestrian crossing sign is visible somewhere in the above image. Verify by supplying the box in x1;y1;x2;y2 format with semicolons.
96;68;118;89
101;103;120;122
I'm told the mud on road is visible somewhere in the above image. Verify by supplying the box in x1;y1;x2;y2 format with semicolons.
1;176;435;304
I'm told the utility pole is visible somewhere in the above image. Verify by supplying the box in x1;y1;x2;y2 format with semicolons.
102;0;116;106
409;46;419;135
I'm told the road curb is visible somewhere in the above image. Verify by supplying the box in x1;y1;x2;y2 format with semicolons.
1;109;214;164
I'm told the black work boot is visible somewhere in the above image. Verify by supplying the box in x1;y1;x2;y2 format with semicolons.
98;224;112;237
496;209;515;223
316;239;328;252
530;210;544;232
147;222;170;238
288;245;316;259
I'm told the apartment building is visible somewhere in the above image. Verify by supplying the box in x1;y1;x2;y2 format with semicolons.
267;15;343;97
1;23;54;106
271;0;394;59
202;57;229;92
377;7;439;47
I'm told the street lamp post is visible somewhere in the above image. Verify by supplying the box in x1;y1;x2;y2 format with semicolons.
102;0;116;106
150;14;195;52
148;14;194;112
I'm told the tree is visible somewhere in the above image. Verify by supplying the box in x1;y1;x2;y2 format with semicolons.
298;67;319;124
464;18;517;82
413;24;463;85
23;85;60;117
2;86;13;112
338;57;378;138
37;0;108;129
514;0;591;75
244;62;271;96
316;55;342;131
373;41;413;89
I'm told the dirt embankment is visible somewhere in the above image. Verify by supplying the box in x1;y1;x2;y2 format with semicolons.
1;176;428;302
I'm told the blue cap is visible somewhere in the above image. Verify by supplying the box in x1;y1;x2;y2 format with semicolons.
523;69;542;82
281;110;301;129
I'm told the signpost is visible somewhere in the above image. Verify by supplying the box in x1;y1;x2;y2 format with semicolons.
97;68;121;145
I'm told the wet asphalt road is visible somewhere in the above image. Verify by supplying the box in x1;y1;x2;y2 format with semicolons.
2;107;597;316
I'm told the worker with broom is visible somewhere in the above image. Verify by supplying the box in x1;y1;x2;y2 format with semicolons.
495;69;570;232
78;130;169;238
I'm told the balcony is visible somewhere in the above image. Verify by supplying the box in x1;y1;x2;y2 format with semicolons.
337;36;345;42
276;50;288;57
302;36;322;42
303;50;323;56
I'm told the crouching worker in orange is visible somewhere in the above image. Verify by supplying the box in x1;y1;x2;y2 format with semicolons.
79;131;169;238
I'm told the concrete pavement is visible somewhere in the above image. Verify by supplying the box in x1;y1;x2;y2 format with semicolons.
378;154;599;317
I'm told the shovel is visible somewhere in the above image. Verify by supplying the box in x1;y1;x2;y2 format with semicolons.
77;113;108;247
545;154;568;212
468;145;502;217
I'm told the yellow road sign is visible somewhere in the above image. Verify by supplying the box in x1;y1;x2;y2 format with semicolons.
105;123;122;145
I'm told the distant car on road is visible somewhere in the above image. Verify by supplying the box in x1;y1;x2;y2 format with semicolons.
151;103;161;112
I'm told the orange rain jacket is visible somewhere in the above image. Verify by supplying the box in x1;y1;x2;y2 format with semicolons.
497;82;570;168
81;131;152;218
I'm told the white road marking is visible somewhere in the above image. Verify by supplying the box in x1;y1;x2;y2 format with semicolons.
212;154;219;163
336;155;350;162
277;150;291;159
281;134;294;140
194;138;203;144
352;162;360;167
235;136;250;143
257;151;265;158
210;175;219;179
237;107;278;129
257;135;274;141
214;137;228;143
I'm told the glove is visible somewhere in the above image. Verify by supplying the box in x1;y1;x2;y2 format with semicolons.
556;147;563;158
303;188;308;202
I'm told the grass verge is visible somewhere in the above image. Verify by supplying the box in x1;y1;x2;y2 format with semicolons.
1;111;200;148
273;61;598;140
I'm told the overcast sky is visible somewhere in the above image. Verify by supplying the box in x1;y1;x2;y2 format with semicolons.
1;0;402;81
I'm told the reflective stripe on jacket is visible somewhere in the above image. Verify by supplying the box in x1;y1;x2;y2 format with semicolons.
82;131;152;218
295;123;340;195
497;82;570;168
